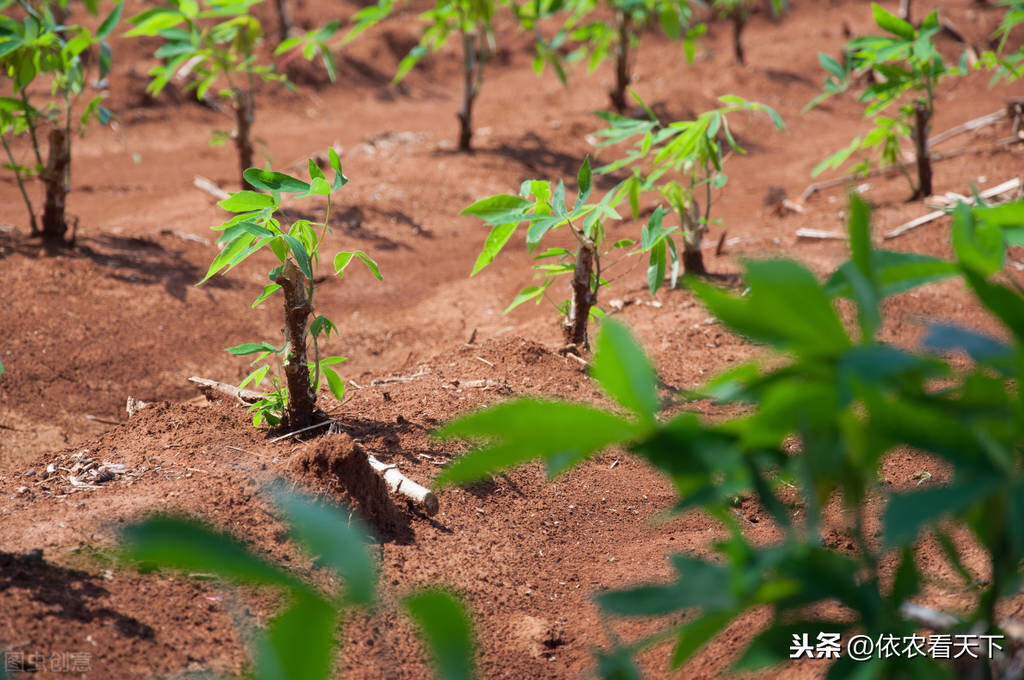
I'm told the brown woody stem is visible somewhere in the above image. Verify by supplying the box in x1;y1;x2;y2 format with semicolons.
680;199;707;277
564;228;597;349
275;260;317;429
731;14;745;66
234;89;255;188
41;128;70;246
610;12;631;113
274;0;292;44
457;27;484;152
912;100;933;200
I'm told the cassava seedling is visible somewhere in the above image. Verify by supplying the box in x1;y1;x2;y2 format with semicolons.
389;0;499;151
122;489;477;680
807;3;967;200
711;0;782;65
127;0;278;187
199;149;382;430
437;195;1024;678
978;0;1024;84
126;0;334;187
596;94;784;281
464;157;666;350
542;0;704;113
0;0;120;247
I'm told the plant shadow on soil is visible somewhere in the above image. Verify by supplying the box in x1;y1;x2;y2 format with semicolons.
0;230;238;302
286;206;431;251
0;551;155;641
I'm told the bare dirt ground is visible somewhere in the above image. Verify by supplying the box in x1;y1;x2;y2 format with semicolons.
2;0;1024;677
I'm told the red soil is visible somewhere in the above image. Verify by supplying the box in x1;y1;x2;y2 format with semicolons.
2;0;1023;677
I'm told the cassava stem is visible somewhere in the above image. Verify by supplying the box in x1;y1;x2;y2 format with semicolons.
564;226;597;349
40;128;71;246
275;259;317;429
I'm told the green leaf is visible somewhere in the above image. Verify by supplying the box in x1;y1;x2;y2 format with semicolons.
922;324;1013;366
575;156;592;208
504;285;544;314
846;193;880;338
253;283;282;307
243;169;311;194
975;200;1024;229
952;203;1004;276
121;517;302;589
226;342;276;356
670;611;736;668
825;251;957;299
282;234;314;281
327;148;347;190
692;259;850;356
884;478;1001;546
403;590;476;680
595;647;643;680
597;584;692;616
333;250;383;280
890;547;920;604
254;591;336;680
239;365;269;391
199;232;257;283
962;269;1024;343
97;1;122;39
124;9;185;37
307;176;331;196
647;240;667;296
322;366;346;401
219;191;276;212
435;400;638;486
308;158;325;182
872;2;916;41
590;321;658;426
461;195;532;225
274;492;375;606
471;223;517;275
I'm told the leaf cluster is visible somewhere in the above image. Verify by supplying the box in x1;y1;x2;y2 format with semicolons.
0;0;119;160
126;0;286;101
438;194;1024;678
200;149;381;426
463;157;666;319
809;3;967;180
977;0;1024;84
390;0;500;83
121;489;476;680
535;0;705;85
596;93;785;291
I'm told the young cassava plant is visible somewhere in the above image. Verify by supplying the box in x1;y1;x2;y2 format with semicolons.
541;0;705;113
597;94;784;281
463;157;666;350
122;488;477;680
978;0;1024;84
711;0;783;65
126;0;332;186
199;150;382;430
0;0;121;246
436;195;1024;679
808;3;968;200
386;0;501;151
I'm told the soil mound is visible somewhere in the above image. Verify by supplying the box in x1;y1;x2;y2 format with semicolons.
290;433;406;537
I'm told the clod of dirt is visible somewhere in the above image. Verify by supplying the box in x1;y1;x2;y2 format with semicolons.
289;433;405;536
511;614;569;659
